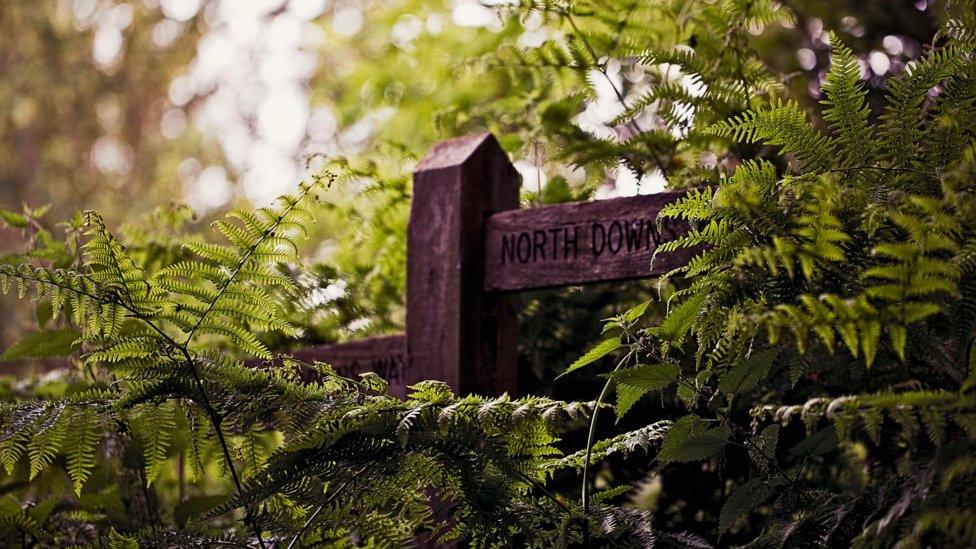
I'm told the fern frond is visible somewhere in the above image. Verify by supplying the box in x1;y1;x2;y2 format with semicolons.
155;177;329;356
65;407;101;495
131;401;176;485
820;34;875;169
707;98;834;173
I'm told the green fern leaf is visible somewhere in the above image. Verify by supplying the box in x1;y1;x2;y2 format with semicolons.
65;407;101;495
0;328;80;361
820;34;875;169
133;402;176;485
611;363;679;392
27;407;67;480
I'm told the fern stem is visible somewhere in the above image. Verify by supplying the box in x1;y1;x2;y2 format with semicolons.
176;345;268;549
581;349;635;537
54;273;267;545
171;184;318;549
124;310;269;547
286;463;372;549
183;182;316;347
9;266;271;546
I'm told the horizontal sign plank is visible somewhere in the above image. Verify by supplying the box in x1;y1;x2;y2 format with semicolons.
287;334;407;396
484;190;697;292
21;335;410;396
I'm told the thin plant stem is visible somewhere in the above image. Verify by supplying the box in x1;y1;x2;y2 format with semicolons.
580;348;636;540
3;269;267;545
286;463;373;549
563;11;670;175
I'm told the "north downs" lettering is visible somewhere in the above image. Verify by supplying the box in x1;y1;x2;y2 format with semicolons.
500;219;664;265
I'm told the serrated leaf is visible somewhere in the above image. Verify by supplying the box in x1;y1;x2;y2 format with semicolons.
1;328;81;361
658;415;730;463
889;324;907;361
861;320;880;367
677;383;697;407
624;300;651;323
0;210;29;228
789;427;837;456
66;408;101;495
616;384;648;420
28;415;66;480
719;477;785;532
718;349;777;394
590;484;633;504
133;402;176;485
559;337;620;378
407;380;454;403
612;363;680;391
656;293;706;343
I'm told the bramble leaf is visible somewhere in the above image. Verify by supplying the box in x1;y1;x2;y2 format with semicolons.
560;338;620;378
612;363;680;392
719;477;785;532
658;415;730;463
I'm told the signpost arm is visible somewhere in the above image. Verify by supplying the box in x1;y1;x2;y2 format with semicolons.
407;133;520;395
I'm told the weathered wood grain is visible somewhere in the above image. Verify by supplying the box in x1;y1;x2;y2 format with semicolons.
407;133;520;395
484;190;696;292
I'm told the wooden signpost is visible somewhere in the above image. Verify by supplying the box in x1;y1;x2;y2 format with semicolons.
297;132;694;397
6;132;696;398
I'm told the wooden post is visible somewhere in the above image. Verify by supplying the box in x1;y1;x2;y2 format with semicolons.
406;133;520;395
